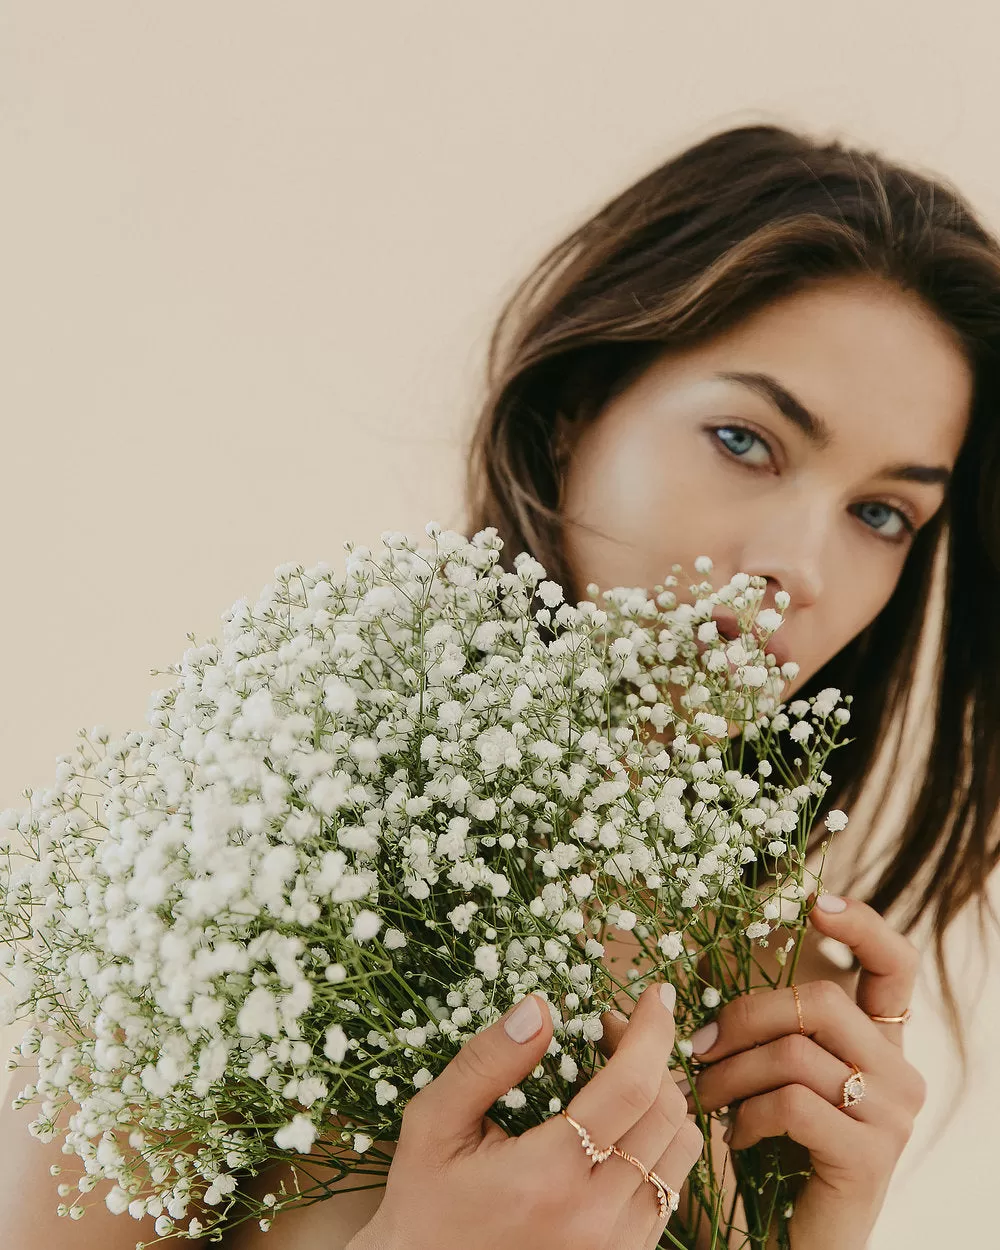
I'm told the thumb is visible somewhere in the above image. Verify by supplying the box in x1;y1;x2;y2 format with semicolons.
422;993;553;1146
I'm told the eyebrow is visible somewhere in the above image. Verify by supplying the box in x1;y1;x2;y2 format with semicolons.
713;370;952;489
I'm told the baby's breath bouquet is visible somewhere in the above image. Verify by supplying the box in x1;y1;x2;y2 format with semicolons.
0;524;852;1250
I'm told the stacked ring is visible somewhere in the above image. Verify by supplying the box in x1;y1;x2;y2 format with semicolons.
559;1109;680;1219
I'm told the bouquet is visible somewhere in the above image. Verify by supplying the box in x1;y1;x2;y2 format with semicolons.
0;524;852;1249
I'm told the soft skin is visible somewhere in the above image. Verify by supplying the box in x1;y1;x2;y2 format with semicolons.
560;274;972;702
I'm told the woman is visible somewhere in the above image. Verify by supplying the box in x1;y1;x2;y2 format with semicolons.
4;121;998;1249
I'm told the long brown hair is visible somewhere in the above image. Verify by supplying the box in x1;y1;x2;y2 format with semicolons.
465;122;1000;1113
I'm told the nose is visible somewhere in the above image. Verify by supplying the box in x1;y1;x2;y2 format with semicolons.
736;508;826;612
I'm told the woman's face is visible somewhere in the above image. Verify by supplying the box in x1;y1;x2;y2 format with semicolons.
561;275;974;700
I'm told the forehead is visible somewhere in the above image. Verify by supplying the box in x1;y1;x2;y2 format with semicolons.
652;276;974;468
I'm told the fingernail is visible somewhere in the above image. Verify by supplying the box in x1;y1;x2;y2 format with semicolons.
723;1123;734;1144
659;982;676;1012
676;1076;691;1096
610;1008;629;1023
690;1021;719;1055
504;995;543;1043
816;893;847;913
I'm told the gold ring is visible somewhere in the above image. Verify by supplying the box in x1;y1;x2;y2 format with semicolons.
840;1061;867;1110
610;1145;680;1220
867;1008;912;1024
791;982;806;1035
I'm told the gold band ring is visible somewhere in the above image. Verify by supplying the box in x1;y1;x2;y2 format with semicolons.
867;1008;912;1024
791;982;806;1035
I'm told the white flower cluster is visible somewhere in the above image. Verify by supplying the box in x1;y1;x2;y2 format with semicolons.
0;526;851;1241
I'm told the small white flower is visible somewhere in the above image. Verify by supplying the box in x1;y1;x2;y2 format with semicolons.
656;932;684;960
474;944;501;980
375;1080;399;1105
323;1024;349;1064
274;1114;318;1154
559;1054;579;1081
825;809;849;832
353;909;382;941
754;608;783;632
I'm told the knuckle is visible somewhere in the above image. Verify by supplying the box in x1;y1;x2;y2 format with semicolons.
451;1043;495;1088
400;1085;431;1127
886;1113;915;1155
729;992;755;1034
774;1031;813;1070
677;1117;707;1159
779;1082;814;1120
906;1066;929;1111
661;1075;690;1117
618;1070;659;1115
807;978;851;1014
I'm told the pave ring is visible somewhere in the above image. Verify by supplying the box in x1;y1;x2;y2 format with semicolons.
560;1109;615;1164
840;1060;867;1110
610;1145;680;1220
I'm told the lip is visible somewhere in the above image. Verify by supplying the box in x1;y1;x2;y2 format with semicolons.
710;608;791;671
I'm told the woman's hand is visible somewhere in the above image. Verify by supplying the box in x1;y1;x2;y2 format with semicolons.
347;981;704;1250
677;893;927;1250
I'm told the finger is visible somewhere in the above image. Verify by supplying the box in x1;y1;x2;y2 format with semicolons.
724;1082;871;1176
680;1033;916;1131
538;980;677;1162
684;979;899;1078
639;1118;704;1246
599;1007;691;1095
590;1031;692;1212
404;992;552;1156
806;891;920;1048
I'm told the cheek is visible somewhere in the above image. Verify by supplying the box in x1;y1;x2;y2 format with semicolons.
787;566;903;695
563;420;732;593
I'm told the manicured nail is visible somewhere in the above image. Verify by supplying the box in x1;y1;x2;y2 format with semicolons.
816;893;847;913
660;983;676;1012
690;1021;719;1054
610;1008;629;1023
676;1076;691;1096
504;995;543;1043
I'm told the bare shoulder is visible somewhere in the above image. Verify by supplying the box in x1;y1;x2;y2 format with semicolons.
219;1123;396;1250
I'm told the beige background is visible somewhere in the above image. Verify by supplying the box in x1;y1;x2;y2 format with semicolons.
2;4;998;1246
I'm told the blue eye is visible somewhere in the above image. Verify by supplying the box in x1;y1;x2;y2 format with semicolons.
851;501;911;540
710;424;916;544
713;425;772;467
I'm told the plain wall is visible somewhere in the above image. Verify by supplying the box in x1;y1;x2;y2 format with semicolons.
2;5;998;1246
